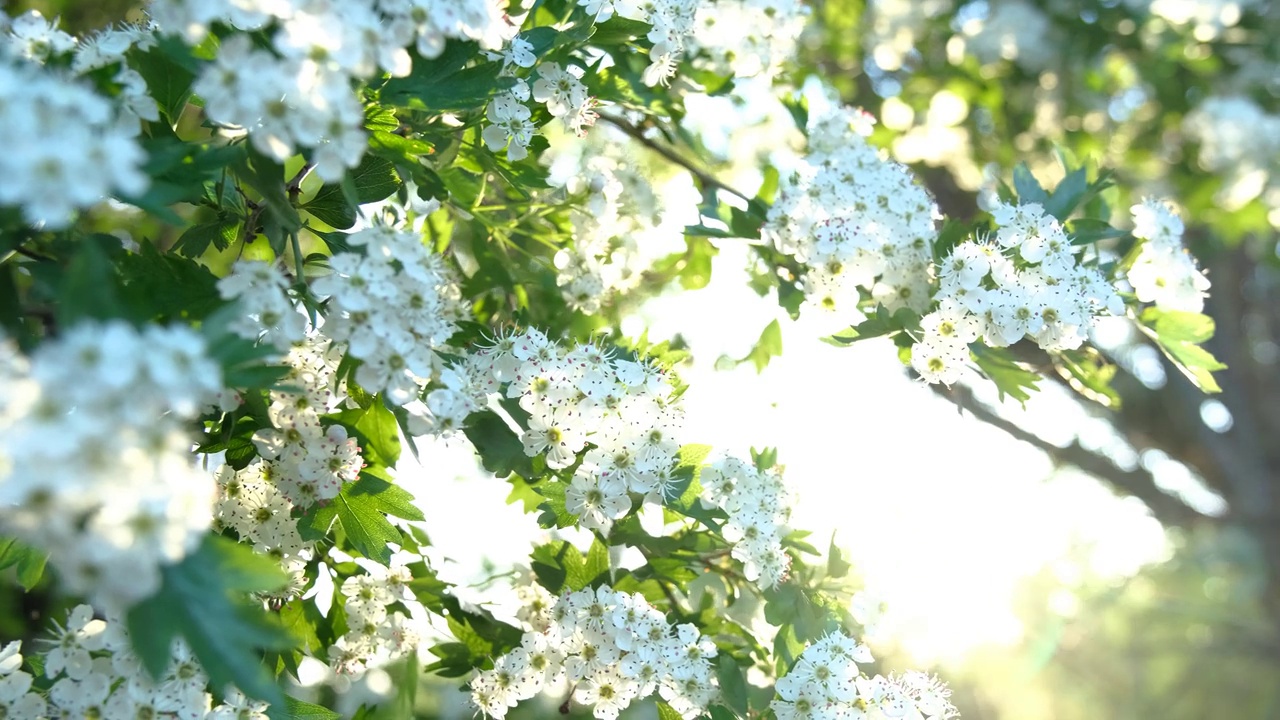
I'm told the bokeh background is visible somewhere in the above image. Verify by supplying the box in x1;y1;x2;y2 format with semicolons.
9;0;1280;717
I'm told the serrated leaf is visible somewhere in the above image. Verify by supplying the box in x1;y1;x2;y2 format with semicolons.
970;345;1040;406
506;477;543;514
345;473;426;522
1139;308;1226;393
306;480;407;564
1056;348;1122;407
826;534;851;579
0;537;46;590
173;220;240;258
304;156;402;230
535;479;579;529
657;701;684;720
129;38;196;123
464;410;535;479
1044;167;1088;220
589;17;652;46
331;399;401;467
1012;163;1048;205
266;696;342;720
58;234;124;326
738;319;782;372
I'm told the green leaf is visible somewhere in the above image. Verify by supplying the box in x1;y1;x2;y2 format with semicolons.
1012;163;1048;205
267;696;342;720
129;37;196;123
1044;167;1088;221
126;536;293;706
679;235;719;290
58;234;124;326
826;534;851;579
738;319;782;372
0;537;47;590
1139;308;1227;393
331;399;401;467
1066;218;1129;246
1056;348;1122;408
173;219;240;258
657;701;685;720
382;45;515;111
464;410;535;479
506;476;543;513
823;305;918;345
535;479;579;529
304;155;402;230
302;478;409;564
589;17;652;46
345;473;426;522
119;241;224;322
970;345;1040;406
716;654;749;718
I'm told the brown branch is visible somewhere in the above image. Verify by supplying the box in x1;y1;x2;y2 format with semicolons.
599;114;753;205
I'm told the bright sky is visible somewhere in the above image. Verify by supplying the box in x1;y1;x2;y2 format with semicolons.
398;236;1171;670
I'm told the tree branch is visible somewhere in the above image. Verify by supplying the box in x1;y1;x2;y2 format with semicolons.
932;382;1211;527
599;114;753;205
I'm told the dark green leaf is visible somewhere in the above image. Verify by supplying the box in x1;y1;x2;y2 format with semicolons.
464;410;535;479
173;219;240;258
716;654;749;718
1012;163;1048;205
266;696;342;720
129;39;196;123
1044;167;1088;221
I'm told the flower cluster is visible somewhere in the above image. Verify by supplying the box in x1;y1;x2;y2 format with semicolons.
0;322;222;609
215;460;317;597
577;0;701;87
459;329;686;533
249;338;364;507
765;105;939;319
484;56;599;161
311;224;467;405
1183;95;1280;212
910;202;1125;384
1126;199;1211;313
0;640;44;717
217;261;309;350
4;605;273;718
161;0;507;180
547;129;665;313
472;585;719;719
327;559;425;676
0;12;149;228
771;632;957;720
699;455;793;588
690;0;808;79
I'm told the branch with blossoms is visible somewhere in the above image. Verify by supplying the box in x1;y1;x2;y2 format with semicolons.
0;0;1224;717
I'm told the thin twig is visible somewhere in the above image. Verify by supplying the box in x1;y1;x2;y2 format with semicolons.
287;162;316;202
600;114;753;204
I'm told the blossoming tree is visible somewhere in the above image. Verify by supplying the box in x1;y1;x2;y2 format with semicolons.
0;0;1225;718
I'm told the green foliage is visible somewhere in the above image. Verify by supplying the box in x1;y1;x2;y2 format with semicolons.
970;345;1041;406
1138;308;1227;393
126;536;294;705
0;537;47;591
